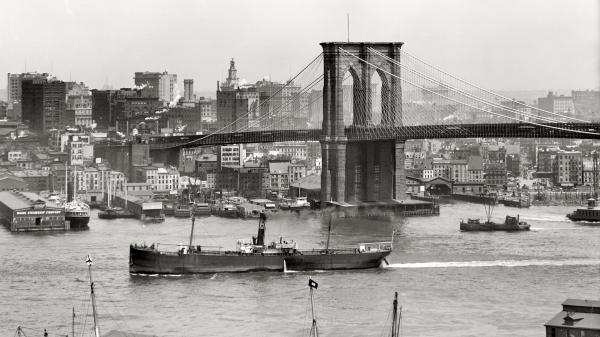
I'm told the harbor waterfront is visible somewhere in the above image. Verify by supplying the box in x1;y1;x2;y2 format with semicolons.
1;202;599;336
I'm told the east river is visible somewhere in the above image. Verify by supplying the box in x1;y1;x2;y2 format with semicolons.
1;202;599;337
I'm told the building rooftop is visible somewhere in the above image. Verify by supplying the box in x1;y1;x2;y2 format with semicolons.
289;174;320;191
0;191;47;210
545;312;600;331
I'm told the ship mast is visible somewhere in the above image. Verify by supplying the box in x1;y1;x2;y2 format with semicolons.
188;213;196;249
86;255;100;337
391;292;402;337
325;215;332;253
256;212;266;246
72;307;75;337
593;151;598;199
308;278;319;337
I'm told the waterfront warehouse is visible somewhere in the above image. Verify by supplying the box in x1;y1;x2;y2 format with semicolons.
0;191;67;232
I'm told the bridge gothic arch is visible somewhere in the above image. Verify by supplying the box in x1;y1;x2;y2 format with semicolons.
320;42;406;203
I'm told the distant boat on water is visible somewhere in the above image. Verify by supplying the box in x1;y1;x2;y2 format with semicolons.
460;195;530;231
567;198;600;223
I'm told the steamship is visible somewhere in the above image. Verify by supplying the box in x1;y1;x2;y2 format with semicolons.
129;213;393;274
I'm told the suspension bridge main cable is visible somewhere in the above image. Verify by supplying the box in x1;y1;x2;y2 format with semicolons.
399;48;590;123
339;47;600;137
368;48;571;125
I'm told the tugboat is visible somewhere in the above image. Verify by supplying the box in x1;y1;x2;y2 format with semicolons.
129;213;392;274
460;196;530;231
566;198;600;222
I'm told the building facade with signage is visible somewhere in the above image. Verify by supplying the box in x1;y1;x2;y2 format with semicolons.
0;191;66;231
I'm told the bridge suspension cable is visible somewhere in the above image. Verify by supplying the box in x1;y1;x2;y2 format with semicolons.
368;48;571;126
338;47;600;137
169;52;324;149
398;48;589;123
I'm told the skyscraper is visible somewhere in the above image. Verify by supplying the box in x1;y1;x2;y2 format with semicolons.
184;79;194;102
134;71;178;103
21;77;46;133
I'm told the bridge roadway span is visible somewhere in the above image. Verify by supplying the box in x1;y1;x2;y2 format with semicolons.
145;123;600;149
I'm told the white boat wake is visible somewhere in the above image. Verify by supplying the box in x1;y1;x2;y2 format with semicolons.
387;258;600;269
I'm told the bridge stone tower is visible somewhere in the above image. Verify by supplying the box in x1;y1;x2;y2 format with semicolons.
320;42;406;203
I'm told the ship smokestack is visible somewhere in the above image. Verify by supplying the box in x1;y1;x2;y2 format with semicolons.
67;182;74;202
256;212;266;246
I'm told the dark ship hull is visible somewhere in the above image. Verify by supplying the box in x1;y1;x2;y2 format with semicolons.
129;245;390;274
66;215;89;230
566;208;600;222
98;208;137;219
284;250;391;271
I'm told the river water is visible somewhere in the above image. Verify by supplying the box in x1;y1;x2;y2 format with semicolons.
1;202;598;337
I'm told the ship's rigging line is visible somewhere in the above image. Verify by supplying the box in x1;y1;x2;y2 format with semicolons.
96;288;135;334
78;290;91;337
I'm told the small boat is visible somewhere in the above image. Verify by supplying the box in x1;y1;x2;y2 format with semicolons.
567;198;600;222
460;196;530;231
143;215;165;223
460;215;530;231
98;207;137;219
211;201;239;218
289;197;310;211
129;213;392;274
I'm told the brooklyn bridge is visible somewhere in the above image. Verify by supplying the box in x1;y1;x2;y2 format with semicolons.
102;42;600;204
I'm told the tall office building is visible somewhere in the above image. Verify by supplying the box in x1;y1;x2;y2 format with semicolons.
42;80;67;133
7;72;49;103
184;79;194;102
134;71;177;103
21;77;47;133
216;59;259;132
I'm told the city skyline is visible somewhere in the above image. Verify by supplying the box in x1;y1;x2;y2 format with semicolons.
0;0;598;95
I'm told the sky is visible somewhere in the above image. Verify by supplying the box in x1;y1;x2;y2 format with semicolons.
0;0;598;95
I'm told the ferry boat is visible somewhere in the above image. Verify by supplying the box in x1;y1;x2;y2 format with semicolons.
129;213;392;274
63;200;90;230
566;198;600;222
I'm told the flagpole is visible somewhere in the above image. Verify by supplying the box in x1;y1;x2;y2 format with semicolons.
72;306;75;337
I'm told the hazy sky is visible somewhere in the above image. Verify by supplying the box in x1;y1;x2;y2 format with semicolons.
1;0;598;94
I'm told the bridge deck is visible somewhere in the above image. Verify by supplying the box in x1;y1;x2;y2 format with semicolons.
143;123;600;149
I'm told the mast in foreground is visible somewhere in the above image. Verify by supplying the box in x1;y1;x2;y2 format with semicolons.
86;254;100;337
308;278;319;337
391;292;402;337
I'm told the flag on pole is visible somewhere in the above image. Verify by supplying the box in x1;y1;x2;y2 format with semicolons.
86;254;93;266
308;278;318;289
